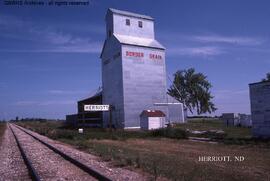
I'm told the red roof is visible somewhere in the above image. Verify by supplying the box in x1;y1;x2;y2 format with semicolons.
140;110;166;117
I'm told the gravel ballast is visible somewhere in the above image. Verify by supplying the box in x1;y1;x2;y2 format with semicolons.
10;124;97;181
0;126;31;181
16;124;150;181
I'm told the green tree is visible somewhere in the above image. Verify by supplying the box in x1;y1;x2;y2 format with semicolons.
262;72;270;82
168;68;217;115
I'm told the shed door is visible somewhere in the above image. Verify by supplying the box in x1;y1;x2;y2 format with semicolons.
149;117;161;130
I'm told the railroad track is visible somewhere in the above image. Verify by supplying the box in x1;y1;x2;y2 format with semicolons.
8;123;112;181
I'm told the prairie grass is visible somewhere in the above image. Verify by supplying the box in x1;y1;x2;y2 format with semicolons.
16;120;270;180
175;118;254;144
16;120;187;140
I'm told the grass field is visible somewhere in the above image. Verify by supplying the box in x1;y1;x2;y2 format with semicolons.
176;118;254;144
177;118;251;137
16;120;270;180
16;120;187;140
0;122;6;146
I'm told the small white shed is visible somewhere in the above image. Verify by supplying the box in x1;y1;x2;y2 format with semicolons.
221;113;239;126
140;110;166;130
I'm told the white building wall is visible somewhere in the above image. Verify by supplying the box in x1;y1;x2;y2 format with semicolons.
122;45;167;128
249;81;270;138
140;116;165;130
101;37;125;128
221;113;238;126
167;95;186;123
106;10;154;39
149;117;163;130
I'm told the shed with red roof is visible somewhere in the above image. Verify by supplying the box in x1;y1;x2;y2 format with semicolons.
140;110;166;130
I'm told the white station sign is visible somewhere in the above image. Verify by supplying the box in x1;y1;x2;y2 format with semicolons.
84;105;110;111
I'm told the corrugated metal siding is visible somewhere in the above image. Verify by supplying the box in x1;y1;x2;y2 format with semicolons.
101;9;169;128
102;37;125;128
122;45;168;128
250;81;270;137
114;34;164;49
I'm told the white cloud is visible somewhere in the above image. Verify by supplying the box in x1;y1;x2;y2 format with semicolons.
192;35;264;46
0;14;102;53
48;90;89;95
38;100;75;106
0;44;101;53
53;41;102;53
14;101;38;106
168;46;224;56
45;31;73;45
14;100;76;106
163;33;267;58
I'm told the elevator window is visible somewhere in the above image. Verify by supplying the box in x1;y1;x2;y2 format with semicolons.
126;19;130;26
138;21;143;28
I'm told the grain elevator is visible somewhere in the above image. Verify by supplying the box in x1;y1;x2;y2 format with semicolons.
100;8;169;128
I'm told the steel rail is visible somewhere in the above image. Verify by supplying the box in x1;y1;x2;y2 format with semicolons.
9;124;41;181
12;124;112;181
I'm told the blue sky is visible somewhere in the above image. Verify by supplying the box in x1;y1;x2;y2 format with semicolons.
0;0;270;120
